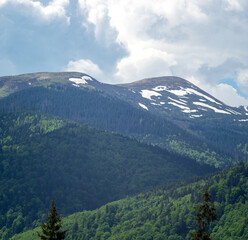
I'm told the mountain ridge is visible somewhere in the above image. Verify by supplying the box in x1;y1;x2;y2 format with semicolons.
1;72;248;167
1;72;247;118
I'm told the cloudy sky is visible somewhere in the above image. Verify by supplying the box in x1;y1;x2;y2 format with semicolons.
0;0;248;106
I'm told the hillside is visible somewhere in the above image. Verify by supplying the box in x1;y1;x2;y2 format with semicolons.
11;162;248;240
0;112;215;239
1;72;248;167
0;83;236;168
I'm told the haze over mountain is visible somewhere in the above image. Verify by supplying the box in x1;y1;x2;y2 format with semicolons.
1;72;247;120
1;1;248;239
0;72;248;239
1;72;247;168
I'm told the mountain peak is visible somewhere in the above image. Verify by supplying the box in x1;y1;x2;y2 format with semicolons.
116;76;248;120
120;76;194;89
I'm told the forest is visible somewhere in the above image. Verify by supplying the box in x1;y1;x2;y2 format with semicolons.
0;112;215;239
10;162;248;240
0;85;240;168
0;78;247;240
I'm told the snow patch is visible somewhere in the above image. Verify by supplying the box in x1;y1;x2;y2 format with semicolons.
139;103;148;110
239;119;248;122
140;90;162;101
226;109;242;115
152;86;167;91
168;102;190;110
160;102;165;105
82;76;93;81
69;77;87;85
28;82;32;85
168;97;187;105
165;87;222;105
186;88;222;105
69;75;93;85
190;114;203;118
244;106;248;112
166;89;188;96
151;103;161;106
129;89;136;93
178;99;187;103
182;109;198;113
193;102;231;114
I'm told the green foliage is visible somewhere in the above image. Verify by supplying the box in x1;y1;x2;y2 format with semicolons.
189;188;217;240
0;112;215;239
0;85;235;167
11;162;248;240
189;118;248;163
38;201;66;240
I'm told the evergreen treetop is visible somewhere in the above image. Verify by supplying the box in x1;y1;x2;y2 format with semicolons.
38;200;66;240
190;187;217;240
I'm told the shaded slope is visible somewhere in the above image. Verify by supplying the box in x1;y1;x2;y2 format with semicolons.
0;112;215;239
0;85;234;167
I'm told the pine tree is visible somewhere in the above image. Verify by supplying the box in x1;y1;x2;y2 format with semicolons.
38;200;66;240
190;188;217;240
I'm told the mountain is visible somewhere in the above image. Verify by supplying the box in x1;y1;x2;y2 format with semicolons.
0;72;247;239
1;72;247;168
119;76;248;120
1;73;247;121
0;112;215;239
11;162;248;240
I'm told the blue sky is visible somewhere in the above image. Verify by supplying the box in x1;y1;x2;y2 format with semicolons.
0;0;248;106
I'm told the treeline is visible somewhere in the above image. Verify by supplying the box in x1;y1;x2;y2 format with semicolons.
189;117;248;162
11;162;248;240
0;112;215;239
0;85;234;167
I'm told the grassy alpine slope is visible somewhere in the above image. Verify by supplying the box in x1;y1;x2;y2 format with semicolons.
11;162;248;240
0;112;215;239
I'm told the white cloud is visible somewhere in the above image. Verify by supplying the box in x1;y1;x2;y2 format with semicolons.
79;0;248;105
116;48;176;83
0;0;7;7
209;83;248;107
187;76;248;107
79;0;116;44
237;69;248;94
64;59;103;80
224;0;243;11
0;0;70;22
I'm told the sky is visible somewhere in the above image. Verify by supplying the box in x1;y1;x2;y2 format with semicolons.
0;0;248;106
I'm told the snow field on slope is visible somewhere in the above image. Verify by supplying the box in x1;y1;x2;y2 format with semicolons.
140;90;162;101
69;76;93;85
193;102;230;114
138;103;148;110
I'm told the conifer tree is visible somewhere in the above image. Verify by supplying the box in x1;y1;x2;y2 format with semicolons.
38;200;66;240
190;188;217;240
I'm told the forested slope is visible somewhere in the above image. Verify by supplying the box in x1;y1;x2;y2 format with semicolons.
11;162;248;240
0;112;215;239
0;85;234;167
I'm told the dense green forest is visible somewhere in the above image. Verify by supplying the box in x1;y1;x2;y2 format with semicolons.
188;118;248;162
0;112;215;239
0;74;247;240
0;85;236;168
11;162;248;240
